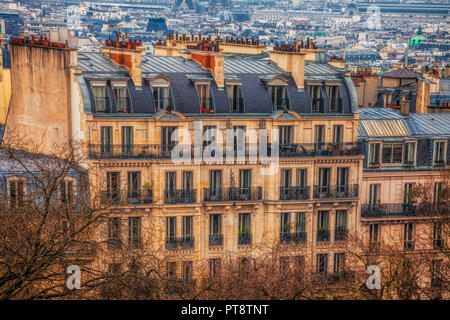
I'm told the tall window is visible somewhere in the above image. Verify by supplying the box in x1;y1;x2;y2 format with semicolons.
317;253;328;273
121;126;133;154
314;125;326;146
182;171;193;199
280;212;291;234
182;216;193;239
328;86;341;112
239;169;251;199
295;212;306;242
333;253;346;276
433;141;446;164
209;258;222;278
209;214;222;246
335;210;347;240
182;261;193;281
226;84;243;113
434;182;443;203
208;170;222;201
113;87;129;112
270;85;288;110
152;86;170;110
161;126;177;153
197;83;211;111
369;223;379;243
279;126;293;145
166;217;177;240
369;184;380;206
368;143;381;165
232;126;246;156
403;223;414;250
128;217;142;249
431;260;443;287
108;217;121;249
317;211;330;242
333;125;343;144
336;167;348;194
296;169;307;187
404;141;416;164
382;143;403;164
403;183;414;204
8;179;24;209
317;168;330;197
92;86;108;112
309;85;322;113
60;179;74;204
238;213;251;245
106;172;120;202
127;172;141;202
101;126;113;154
433;222;443;249
166;262;177;279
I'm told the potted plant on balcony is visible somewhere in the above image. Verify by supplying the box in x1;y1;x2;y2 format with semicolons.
143;181;152;202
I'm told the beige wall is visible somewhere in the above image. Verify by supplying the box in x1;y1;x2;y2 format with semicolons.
0;66;10;125
4;43;76;150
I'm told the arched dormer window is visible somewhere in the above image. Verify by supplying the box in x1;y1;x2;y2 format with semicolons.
149;75;173;112
266;76;289;111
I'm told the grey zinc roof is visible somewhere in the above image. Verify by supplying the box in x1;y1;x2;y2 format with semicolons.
407;113;450;138
382;68;419;79
77;52;129;75
358;107;406;120
142;55;209;75
224;58;284;75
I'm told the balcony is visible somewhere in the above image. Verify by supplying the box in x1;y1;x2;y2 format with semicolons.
278;142;363;158
209;233;223;247
88;144;177;159
64;243;96;259
238;233;251;245
279;187;310;201
313;184;359;199
317;230;330;242
279;231;307;244
199;97;215;113
203;187;262;202
126;190;153;204
164;189;196;204
361;203;418;218
165;236;195;250
101;190;153;206
334;229;348;241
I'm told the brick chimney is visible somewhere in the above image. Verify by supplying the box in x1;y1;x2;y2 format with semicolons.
102;34;145;87
269;42;306;90
183;40;225;88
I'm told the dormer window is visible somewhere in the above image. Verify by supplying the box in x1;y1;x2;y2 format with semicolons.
270;86;289;111
7;177;26;209
327;85;341;112
308;85;323;113
226;84;244;113
91;82;109;113
433;140;447;165
150;75;172;111
196;83;214;113
112;82;131;113
152;86;171;111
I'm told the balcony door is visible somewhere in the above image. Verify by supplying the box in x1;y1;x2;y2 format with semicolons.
318;168;330;197
127;172;140;202
182;171;193;202
165;172;176;199
369;184;380;207
106;172;120;202
280;169;292;199
239;169;251;200
209;170;222;200
336;167;348;195
161;127;177;153
101;126;113;154
121;126;133;155
314;125;326;150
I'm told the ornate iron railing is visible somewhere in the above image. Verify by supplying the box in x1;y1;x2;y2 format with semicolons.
203;187;262;202
164;189;196;204
279;186;310;200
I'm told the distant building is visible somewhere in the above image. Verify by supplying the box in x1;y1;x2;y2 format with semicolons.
146;18;168;33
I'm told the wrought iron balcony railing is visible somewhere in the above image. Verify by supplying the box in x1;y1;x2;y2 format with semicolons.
101;190;153;205
361;203;418;218
165;236;195;250
277;142;363;158
279;231;307;244
203;187;262;202
279;186;310;200
209;233;223;247
64;243;96;258
335;229;348;241
313;184;359;199
238;233;252;245
317;230;330;242
164;189;196;204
